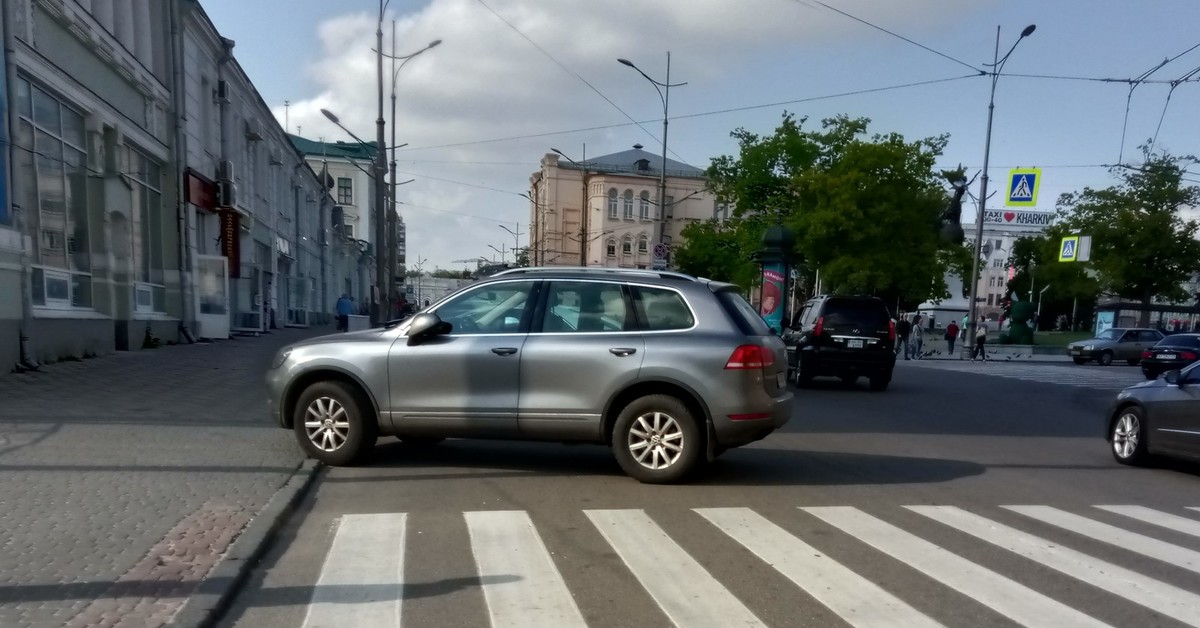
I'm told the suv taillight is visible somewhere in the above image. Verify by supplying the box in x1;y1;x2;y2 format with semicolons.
725;345;775;369
889;320;896;341
813;316;824;337
1141;350;1153;360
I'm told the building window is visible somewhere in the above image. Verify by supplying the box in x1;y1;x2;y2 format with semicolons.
664;195;674;220
607;188;618;219
639;191;650;220
638;234;649;253
337;177;353;205
622;236;632;255
14;77;91;309
129;146;166;312
623;189;634;220
606;239;616;257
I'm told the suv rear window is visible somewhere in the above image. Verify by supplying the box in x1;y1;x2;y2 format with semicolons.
822;298;889;329
716;289;772;336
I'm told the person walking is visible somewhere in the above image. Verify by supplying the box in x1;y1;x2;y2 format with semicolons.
945;320;959;356
335;293;353;332
895;313;912;359
971;315;988;361
910;314;924;359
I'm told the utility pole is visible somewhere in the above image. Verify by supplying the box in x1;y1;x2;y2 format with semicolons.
373;0;387;326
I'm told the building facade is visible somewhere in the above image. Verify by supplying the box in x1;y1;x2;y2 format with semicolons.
1;0;357;369
528;145;715;270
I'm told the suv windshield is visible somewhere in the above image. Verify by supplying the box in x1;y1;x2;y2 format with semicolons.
823;298;888;330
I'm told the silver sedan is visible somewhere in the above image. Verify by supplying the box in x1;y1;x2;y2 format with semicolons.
1107;361;1200;465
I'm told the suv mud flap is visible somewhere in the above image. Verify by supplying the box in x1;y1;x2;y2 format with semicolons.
706;418;718;462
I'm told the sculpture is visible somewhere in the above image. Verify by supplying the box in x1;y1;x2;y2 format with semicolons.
1005;299;1036;345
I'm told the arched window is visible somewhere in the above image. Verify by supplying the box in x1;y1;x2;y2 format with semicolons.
639;191;650;220
606;238;616;257
607;189;618;218
638;234;649;253
623;189;634;219
622;236;633;255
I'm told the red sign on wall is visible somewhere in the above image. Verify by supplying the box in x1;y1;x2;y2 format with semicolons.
220;209;241;278
184;169;217;212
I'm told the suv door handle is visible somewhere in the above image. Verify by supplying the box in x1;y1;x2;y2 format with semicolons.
491;347;518;356
609;348;637;357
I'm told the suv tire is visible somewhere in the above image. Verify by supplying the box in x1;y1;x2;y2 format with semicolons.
868;373;891;391
612;394;701;484
293;381;377;466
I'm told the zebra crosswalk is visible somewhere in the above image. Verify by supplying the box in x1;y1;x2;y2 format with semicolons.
293;504;1200;627
902;359;1143;391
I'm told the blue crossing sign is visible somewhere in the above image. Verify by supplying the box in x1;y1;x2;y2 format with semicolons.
1006;168;1042;207
1058;236;1079;262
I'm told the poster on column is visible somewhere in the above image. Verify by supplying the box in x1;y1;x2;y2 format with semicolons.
760;266;786;333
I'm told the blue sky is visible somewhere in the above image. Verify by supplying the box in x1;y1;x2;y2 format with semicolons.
201;0;1200;271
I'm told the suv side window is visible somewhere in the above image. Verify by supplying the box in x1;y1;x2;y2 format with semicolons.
633;286;695;331
434;281;534;335
800;302;818;327
542;281;633;333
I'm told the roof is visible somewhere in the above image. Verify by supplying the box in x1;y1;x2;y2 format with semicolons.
559;146;706;179
288;133;378;161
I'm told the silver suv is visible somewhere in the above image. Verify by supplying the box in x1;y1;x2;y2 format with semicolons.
266;267;793;483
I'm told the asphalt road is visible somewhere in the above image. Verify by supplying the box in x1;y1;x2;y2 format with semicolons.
217;361;1200;628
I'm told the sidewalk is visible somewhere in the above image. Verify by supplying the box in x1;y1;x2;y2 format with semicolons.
901;338;1071;363
0;325;331;628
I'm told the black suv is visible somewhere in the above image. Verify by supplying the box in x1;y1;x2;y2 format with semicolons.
789;295;896;390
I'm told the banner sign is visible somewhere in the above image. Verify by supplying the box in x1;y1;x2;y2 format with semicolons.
760;266;786;333
220;209;241;278
982;209;1053;227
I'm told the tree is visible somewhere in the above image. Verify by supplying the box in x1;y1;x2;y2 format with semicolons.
1055;150;1200;325
691;113;960;307
1006;227;1101;331
673;217;762;288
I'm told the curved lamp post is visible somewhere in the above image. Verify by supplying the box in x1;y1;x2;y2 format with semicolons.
965;24;1035;355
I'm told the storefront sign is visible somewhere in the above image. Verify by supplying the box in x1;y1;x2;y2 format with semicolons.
982;209;1053;227
184;169;217;211
220;209;241;278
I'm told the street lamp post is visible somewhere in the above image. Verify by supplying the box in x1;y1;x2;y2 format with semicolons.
618;53;687;255
488;244;508;264
518;191;542;266
499;224;522;264
551;148;589;266
965;24;1036;355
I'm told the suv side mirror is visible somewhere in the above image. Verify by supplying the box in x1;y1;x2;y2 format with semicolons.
406;312;451;346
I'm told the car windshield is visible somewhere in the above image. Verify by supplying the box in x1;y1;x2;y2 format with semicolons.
1156;335;1200;348
1094;329;1120;341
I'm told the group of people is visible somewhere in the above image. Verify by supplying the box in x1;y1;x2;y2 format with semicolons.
895;313;991;361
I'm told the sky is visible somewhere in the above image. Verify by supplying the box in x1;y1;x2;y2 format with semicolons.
200;0;1200;272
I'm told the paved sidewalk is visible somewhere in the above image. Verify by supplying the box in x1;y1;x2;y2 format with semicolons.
0;326;331;628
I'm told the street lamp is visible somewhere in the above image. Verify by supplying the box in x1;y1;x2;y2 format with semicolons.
488;244;508;264
965;23;1036;355
618;54;687;255
1036;284;1051;331
498;224;522;264
518;191;544;266
551;148;590;266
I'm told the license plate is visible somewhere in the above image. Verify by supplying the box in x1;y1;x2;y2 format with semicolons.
1158;353;1177;360
848;339;864;349
776;372;786;387
1071;349;1081;354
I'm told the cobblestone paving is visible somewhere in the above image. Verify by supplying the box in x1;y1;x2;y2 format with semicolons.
0;327;330;627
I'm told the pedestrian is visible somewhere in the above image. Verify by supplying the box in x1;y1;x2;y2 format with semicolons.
335;293;353;332
945;320;959;356
972;315;988;361
910;314;924;359
895;313;912;359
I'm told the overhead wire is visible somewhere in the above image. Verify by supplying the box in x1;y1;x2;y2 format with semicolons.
1118;41;1200;162
1150;63;1200;153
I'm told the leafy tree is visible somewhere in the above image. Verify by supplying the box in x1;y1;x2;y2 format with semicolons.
1006;227;1101;330
514;246;530;268
1054;150;1200;325
673;217;763;289
691;113;960;308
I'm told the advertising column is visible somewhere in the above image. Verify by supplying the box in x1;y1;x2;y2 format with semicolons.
760;266;786;333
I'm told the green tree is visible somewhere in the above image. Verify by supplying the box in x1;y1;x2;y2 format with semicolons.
1055;150;1200;324
1006;227;1101;330
673;217;762;288
694;113;959;307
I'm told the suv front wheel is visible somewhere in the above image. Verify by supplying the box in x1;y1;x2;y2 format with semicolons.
612;395;701;484
293;381;377;466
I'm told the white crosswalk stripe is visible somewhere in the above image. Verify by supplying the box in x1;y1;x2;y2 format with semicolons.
902;359;1141;390
298;505;1200;627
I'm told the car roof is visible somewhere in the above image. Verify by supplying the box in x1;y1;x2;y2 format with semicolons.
486;266;704;284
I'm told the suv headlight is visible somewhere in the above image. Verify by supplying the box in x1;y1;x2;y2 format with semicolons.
270;349;292;370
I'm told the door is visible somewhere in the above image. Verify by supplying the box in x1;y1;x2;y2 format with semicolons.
195;255;230;339
1138;330;1164;356
387;280;537;438
518;280;643;441
1115;329;1140;361
1155;365;1200;456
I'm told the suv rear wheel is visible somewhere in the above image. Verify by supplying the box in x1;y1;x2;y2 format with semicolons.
612;394;701;484
293;381;377;466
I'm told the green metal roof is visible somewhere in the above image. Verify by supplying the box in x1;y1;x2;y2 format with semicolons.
288;133;378;161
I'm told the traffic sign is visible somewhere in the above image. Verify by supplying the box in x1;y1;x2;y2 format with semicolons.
1006;168;1042;207
652;242;669;260
1058;236;1079;262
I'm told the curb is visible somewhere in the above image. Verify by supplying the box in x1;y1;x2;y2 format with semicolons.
170;458;323;628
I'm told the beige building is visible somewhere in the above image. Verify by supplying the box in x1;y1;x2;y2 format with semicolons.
528;145;718;269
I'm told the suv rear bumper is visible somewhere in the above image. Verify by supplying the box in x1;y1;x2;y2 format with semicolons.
800;348;895;376
712;389;793;448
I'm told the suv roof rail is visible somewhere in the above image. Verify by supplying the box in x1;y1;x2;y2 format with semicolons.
490;266;699;281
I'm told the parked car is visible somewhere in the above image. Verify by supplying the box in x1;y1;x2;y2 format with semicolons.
1140;333;1200;380
265;267;794;484
1107;361;1200;465
1067;328;1164;366
789;295;896;390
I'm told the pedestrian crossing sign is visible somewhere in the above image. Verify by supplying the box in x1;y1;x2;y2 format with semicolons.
1058;236;1079;262
1006;168;1041;207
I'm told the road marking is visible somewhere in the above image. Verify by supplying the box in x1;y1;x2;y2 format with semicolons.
1007;505;1200;574
698;507;943;628
909;505;1200;627
803;506;1109;628
1096;505;1200;539
585;508;765;627
302;513;405;628
464;510;586;628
